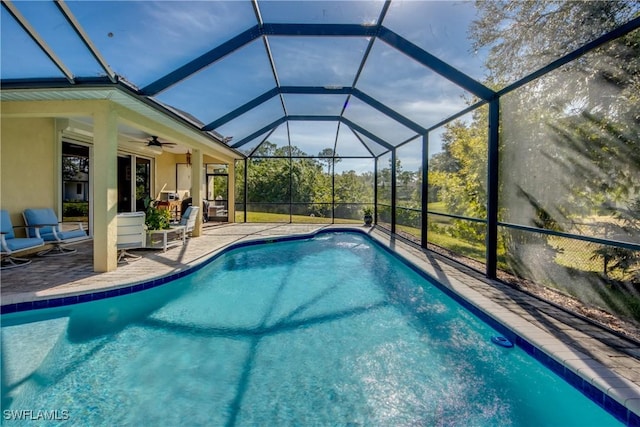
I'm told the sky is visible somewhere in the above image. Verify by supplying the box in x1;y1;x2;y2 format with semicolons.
1;0;491;173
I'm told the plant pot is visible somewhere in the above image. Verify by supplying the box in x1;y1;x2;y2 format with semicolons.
364;214;373;226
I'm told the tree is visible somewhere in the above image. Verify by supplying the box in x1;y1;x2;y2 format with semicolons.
317;148;340;174
334;170;374;220
470;1;639;85
245;142;372;218
247;142;291;207
426;107;489;243
470;1;640;223
470;0;640;284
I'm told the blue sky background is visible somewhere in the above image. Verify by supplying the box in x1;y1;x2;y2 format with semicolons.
1;0;491;173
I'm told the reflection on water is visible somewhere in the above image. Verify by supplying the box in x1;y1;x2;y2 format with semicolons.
1;233;622;426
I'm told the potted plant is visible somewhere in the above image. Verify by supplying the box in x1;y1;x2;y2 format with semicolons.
363;206;373;227
143;196;172;231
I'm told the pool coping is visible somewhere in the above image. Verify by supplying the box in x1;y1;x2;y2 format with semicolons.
2;225;639;425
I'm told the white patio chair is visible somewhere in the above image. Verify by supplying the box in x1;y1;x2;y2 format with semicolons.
117;212;146;263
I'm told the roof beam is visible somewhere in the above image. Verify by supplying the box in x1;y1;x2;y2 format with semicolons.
205;85;423;135
231;117;286;149
348;126;376;157
377;26;495;101
203;88;279;131
54;0;116;83
253;0;289;123
427;100;486;133
229;114;393;153
287;115;341;121
2;0;75;84
352;89;427;135
248;126;278;157
142;23;380;96
262;23;378;37
341;117;394;151
340;0;391;120
142;26;262;96
280;86;352;95
203;87;350;131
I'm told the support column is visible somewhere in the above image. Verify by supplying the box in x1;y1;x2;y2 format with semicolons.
191;148;203;237
331;157;335;224
227;160;236;223
421;134;429;249
486;99;500;279
391;149;397;234
373;158;378;224
243;158;248;223
93;104;118;272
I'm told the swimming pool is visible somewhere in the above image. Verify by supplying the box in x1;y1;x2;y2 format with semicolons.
0;232;626;425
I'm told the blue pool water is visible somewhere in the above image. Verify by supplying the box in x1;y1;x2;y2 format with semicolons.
1;232;623;426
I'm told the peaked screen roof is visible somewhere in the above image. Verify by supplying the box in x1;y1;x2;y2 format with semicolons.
4;0;628;158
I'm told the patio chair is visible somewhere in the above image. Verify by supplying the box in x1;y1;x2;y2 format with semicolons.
171;205;199;238
0;209;45;269
23;208;89;256
117;212;146;263
181;198;209;222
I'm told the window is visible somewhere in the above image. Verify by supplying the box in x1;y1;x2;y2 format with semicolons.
206;163;229;221
62;141;90;224
135;157;151;211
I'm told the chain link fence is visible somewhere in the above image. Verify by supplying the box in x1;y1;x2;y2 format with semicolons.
550;220;640;280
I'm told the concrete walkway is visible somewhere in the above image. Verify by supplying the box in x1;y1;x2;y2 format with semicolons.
2;223;639;422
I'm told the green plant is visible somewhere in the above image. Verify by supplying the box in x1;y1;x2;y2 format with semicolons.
363;206;374;226
143;196;172;230
62;202;89;217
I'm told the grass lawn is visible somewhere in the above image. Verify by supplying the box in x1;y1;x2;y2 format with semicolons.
427;201;446;212
395;223;487;264
235;212;487;264
234;211;623;278
548;236;604;273
426;202;454;225
235;211;361;224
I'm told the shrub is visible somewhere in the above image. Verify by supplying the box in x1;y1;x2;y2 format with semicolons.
143;197;172;230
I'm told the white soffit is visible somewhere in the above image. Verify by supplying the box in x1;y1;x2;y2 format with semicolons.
0;87;243;159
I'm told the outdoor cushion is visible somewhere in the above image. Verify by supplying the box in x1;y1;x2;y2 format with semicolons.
0;210;43;251
0;210;15;239
43;228;87;242
23;208;61;239
0;209;44;268
23;208;87;242
5;236;44;252
172;206;199;236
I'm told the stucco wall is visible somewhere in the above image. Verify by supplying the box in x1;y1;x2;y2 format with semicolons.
1;117;56;232
154;151;177;198
0;121;236;228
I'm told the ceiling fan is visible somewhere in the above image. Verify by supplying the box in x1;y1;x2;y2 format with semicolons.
133;135;177;149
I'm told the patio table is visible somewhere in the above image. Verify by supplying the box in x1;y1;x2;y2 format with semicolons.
146;226;186;252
